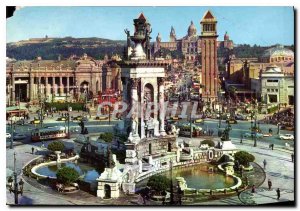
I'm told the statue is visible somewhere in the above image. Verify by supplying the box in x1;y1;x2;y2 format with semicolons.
107;147;115;168
131;116;138;136
124;29;131;48
169;124;180;137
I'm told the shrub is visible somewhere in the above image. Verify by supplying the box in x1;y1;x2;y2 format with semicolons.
201;139;215;147
234;151;255;167
99;132;114;143
45;102;84;111
47;141;65;152
56;167;79;185
147;175;171;195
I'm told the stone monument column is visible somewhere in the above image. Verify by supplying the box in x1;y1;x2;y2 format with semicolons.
158;77;166;136
59;77;63;96
29;75;34;101
45;77;49;97
130;78;140;140
12;76;15;102
52;77;56;96
67;76;70;96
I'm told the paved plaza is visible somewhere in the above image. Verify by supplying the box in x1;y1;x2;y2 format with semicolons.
6;128;294;205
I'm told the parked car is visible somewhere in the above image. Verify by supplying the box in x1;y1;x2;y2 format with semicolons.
6;133;11;139
73;116;83;121
226;118;237;124
95;116;108;120
30;119;40;124
279;134;294;140
13;133;26;140
194;118;204;124
57;117;67;121
16;119;26;125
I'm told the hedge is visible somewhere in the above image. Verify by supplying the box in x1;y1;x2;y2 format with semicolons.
56;167;80;185
47;141;65;152
267;105;278;114
45;102;85;111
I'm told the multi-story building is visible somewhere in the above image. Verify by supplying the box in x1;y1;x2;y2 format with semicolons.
251;64;294;105
154;12;233;63
6;54;122;104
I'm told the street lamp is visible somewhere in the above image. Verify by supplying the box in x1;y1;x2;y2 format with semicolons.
169;160;175;205
8;152;24;204
10;119;14;149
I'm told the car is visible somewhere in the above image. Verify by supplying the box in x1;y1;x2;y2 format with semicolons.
226;119;237;124
95;116;109;120
82;117;89;122
30;119;41;124
244;132;264;138
57;117;67;121
194;119;204;123
6;133;11;139
279;134;294;140
73;116;83;121
13;133;26;140
16;119;25;125
263;133;272;137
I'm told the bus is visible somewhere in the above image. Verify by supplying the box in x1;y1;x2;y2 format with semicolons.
31;126;67;142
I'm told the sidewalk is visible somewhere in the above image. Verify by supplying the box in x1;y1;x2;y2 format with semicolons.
239;187;294;205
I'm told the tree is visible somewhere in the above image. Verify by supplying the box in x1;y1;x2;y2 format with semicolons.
99;132;114;143
147;175;171;195
56;167;79;185
201;139;215;147
47;141;65;152
234;151;255;167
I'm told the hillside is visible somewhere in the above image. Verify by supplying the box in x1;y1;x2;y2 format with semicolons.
7;37;126;60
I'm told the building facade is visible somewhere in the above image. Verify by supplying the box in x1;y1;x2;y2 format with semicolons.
259;65;294;105
6;54;122;104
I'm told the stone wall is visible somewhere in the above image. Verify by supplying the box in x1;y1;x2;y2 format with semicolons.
136;136;177;159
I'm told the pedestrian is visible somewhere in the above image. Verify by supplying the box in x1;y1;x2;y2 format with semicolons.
291;153;294;162
276;188;280;200
271;144;274;150
268;179;272;190
263;159;267;169
251;185;256;193
31;147;34;154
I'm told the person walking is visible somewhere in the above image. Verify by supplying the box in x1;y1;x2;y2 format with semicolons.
276;188;280;200
271;144;274;150
263;159;267;169
291;153;294;162
31;147;35;154
251;185;256;193
268;179;272;190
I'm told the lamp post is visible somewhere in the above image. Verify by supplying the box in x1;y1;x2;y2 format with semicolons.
8;152;24;205
10;119;14;149
169;160;175;205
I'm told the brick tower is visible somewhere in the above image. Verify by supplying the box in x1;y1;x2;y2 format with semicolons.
200;10;218;102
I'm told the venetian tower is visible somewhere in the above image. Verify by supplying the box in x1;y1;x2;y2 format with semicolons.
200;10;218;102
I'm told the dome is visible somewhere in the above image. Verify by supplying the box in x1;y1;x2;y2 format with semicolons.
262;45;294;59
156;33;161;42
188;21;197;37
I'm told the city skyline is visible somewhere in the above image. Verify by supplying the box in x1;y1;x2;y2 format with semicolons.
7;6;294;46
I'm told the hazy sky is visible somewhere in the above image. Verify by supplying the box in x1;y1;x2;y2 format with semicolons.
6;6;294;46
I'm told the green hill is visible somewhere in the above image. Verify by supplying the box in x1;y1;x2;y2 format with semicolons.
7;37;126;60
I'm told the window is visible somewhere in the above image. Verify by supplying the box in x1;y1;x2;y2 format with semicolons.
275;89;278;92
267;79;279;83
267;89;270;92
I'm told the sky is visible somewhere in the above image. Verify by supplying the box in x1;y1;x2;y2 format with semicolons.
6;6;294;46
